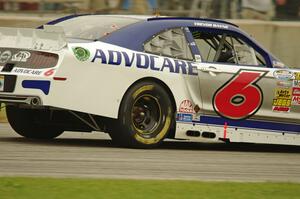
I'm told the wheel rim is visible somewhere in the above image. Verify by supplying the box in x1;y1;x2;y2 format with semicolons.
131;94;162;137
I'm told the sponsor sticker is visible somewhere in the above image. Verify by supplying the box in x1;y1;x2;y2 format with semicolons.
272;87;292;112
11;51;31;62
273;70;293;81
0;50;12;63
73;47;90;62
274;88;292;99
179;100;194;113
0;75;4;91
272;106;290;112
291;87;300;105
276;80;292;87
293;80;300;88
12;68;43;76
294;72;300;80
292;87;300;96
177;113;193;122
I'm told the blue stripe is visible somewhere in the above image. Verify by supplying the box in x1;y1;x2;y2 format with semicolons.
193;116;300;134
22;80;50;95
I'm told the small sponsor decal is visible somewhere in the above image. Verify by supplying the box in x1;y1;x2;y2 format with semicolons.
273;70;293;81
179;100;194;113
0;50;12;63
177;113;193;122
292;87;300;96
274;88;292;99
291;87;300;105
294;72;300;80
292;96;300;105
293;80;300;88
12;68;43;76
272;106;290;112
276;80;292;87
11;51;31;62
0;76;4;91
272;87;292;112
73;47;90;62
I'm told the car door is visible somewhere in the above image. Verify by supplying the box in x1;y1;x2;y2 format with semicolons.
189;27;300;124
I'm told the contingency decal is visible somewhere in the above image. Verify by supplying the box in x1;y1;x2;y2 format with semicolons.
177;100;194;122
73;47;91;62
293;72;300;88
213;70;267;120
272;88;292;112
273;70;293;81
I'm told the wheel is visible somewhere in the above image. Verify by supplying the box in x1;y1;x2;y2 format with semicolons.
109;81;174;148
6;106;64;139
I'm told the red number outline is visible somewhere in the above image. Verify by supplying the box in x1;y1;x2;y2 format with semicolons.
213;69;267;120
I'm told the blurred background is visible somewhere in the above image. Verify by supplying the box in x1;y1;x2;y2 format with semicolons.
0;0;299;68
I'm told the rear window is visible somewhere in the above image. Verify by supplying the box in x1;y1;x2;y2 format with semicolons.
52;15;141;40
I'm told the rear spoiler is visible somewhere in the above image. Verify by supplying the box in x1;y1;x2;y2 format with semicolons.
0;25;66;51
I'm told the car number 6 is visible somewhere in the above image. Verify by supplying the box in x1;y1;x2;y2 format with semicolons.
213;70;267;120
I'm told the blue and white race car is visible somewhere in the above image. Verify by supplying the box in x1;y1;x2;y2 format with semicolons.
0;15;299;148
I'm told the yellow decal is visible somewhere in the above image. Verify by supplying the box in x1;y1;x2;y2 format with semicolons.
274;88;292;100
295;72;300;80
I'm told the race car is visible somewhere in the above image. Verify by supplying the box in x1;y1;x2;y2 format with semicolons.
0;14;300;148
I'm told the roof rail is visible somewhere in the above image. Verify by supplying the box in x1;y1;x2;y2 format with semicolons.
147;17;238;27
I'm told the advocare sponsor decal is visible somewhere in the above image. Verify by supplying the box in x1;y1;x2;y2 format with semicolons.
11;51;31;62
91;49;198;76
12;68;43;76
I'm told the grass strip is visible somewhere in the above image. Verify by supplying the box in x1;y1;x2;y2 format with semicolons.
0;177;299;199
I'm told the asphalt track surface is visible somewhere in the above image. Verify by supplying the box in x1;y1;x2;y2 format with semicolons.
0;124;300;182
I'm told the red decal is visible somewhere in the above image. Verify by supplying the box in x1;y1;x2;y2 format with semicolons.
292;96;300;105
213;70;266;120
179;100;194;113
293;87;300;96
272;106;290;112
223;122;228;139
44;69;55;77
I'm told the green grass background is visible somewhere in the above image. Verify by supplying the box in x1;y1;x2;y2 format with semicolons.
0;177;299;199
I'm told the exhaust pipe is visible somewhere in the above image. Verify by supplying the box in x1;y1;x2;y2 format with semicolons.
30;97;40;106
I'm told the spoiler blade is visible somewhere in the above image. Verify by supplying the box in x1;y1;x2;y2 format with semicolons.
0;26;66;51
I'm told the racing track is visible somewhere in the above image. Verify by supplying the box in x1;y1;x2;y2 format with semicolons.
0;124;300;182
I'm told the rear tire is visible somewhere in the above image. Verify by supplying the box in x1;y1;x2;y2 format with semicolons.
6;106;64;139
109;81;174;148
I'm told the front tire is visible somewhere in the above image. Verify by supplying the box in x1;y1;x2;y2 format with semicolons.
6;106;64;139
109;81;174;148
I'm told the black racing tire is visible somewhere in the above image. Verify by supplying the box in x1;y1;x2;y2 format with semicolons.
6;106;64;139
109;81;174;148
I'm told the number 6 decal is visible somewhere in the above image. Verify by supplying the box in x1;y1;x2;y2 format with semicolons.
213;70;267;120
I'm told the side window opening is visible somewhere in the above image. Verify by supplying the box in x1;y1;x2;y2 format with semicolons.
144;28;193;60
191;29;267;67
